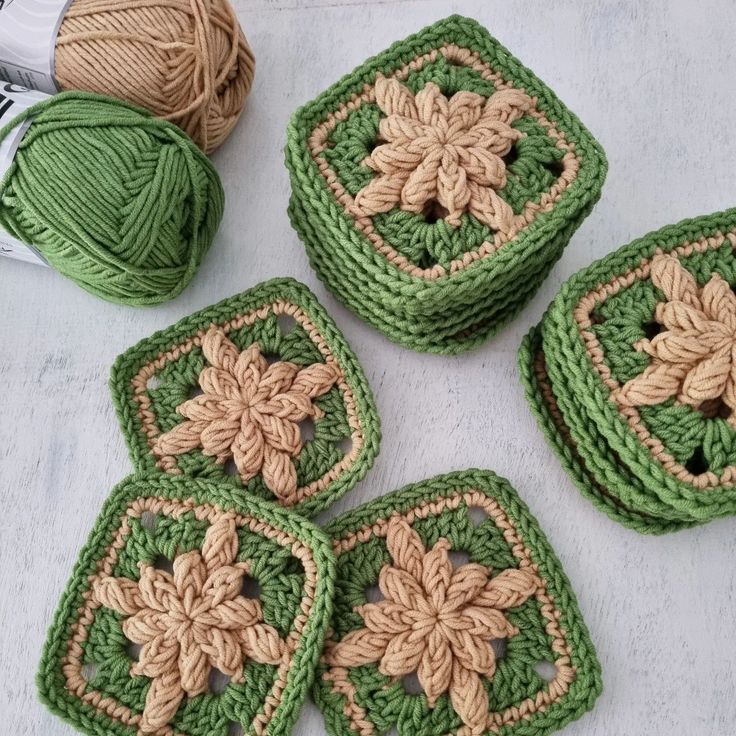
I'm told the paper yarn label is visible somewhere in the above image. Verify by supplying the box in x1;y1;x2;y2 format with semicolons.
0;82;51;267
0;0;74;94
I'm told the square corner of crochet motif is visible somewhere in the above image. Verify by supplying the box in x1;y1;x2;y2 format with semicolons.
313;470;601;736
520;211;736;530
109;278;380;518
37;474;336;736
288;14;605;283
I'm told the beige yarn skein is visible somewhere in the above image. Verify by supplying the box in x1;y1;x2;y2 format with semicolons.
55;0;255;153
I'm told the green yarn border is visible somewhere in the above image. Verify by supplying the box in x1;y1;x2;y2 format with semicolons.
519;208;736;530
285;15;607;352
109;278;381;517
37;473;337;736
313;469;602;736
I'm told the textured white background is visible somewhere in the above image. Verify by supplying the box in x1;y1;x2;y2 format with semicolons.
1;1;735;734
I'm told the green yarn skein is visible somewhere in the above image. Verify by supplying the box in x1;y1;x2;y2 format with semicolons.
0;92;224;306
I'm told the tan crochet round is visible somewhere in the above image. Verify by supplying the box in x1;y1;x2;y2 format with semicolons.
354;76;532;234
325;517;536;734
154;327;338;504
56;0;256;153
617;254;736;424
91;515;285;733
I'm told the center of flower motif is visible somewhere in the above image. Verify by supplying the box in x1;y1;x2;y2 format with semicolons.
353;75;533;236
91;515;286;734
153;326;339;504
616;254;736;428
325;517;538;735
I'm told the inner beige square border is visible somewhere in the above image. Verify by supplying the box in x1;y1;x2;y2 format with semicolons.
572;229;736;490
307;43;581;280
62;497;319;736
130;300;365;506
322;490;576;735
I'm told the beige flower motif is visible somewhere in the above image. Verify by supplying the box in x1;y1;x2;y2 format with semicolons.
617;254;736;425
354;76;532;235
324;518;537;734
154;327;338;504
92;516;285;734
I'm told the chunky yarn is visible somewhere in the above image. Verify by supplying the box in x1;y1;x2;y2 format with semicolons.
55;0;255;154
0;92;224;305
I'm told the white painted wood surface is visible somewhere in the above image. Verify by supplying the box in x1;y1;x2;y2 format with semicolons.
2;1;735;733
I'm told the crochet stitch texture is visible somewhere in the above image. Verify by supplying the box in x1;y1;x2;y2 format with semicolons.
37;474;337;736
110;278;381;517
519;208;736;533
286;15;607;354
314;470;601;736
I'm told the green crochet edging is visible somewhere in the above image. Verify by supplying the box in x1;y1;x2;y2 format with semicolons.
37;474;337;736
110;278;381;517
313;469;602;736
519;208;736;531
286;15;607;354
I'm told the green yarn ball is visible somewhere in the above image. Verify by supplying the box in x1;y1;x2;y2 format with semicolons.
0;92;224;306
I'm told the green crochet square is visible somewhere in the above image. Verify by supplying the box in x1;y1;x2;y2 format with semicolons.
314;470;601;736
38;474;336;736
286;15;606;353
519;209;736;532
110;278;380;517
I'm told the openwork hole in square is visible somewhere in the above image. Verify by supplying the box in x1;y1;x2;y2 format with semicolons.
276;313;297;335
685;446;708;476
402;671;424;695
240;576;262;600
533;660;558;683
153;555;175;575
207;668;231;695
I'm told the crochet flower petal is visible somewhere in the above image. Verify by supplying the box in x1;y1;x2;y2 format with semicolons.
355;171;412;215
447;90;484;131
646;330;718;364
201;328;241;374
204;627;246;678
138;667;183;734
377;115;432;149
657;301;712;334
155;420;211;458
201;516;239;572
385;518;425;581
437;149;471;226
449;661;487;735
375;75;419;120
414;82;448;126
201;597;263;630
466;179;516;234
176;394;227;422
458;146;507;188
617;361;688;406
379;628;426;677
258;414;302;455
172;550;207;604
241;622;286;665
257;363;301;403
92;576;145;616
378;565;423;609
232;424;265;484
445;563;490;609
199;416;241;459
138;567;182;615
700;272;736;329
401;147;442;212
201;565;247;607
178;627;210;697
480;88;532;125
122;609;168;645
198;365;241;401
258;392;313;421
131;632;179;680
680;344;732;405
418;627;453;706
261;445;298;501
357;602;412;634
420;538;451;609
232;342;269;395
458;606;519;640
473;567;537;611
325;628;393;667
367;142;424;174
650;255;701;307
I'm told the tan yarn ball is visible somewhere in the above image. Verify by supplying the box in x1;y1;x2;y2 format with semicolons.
55;0;255;154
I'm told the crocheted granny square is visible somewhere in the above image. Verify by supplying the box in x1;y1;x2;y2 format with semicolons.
110;278;380;517
286;15;606;354
520;209;736;533
314;470;601;736
38;474;336;736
